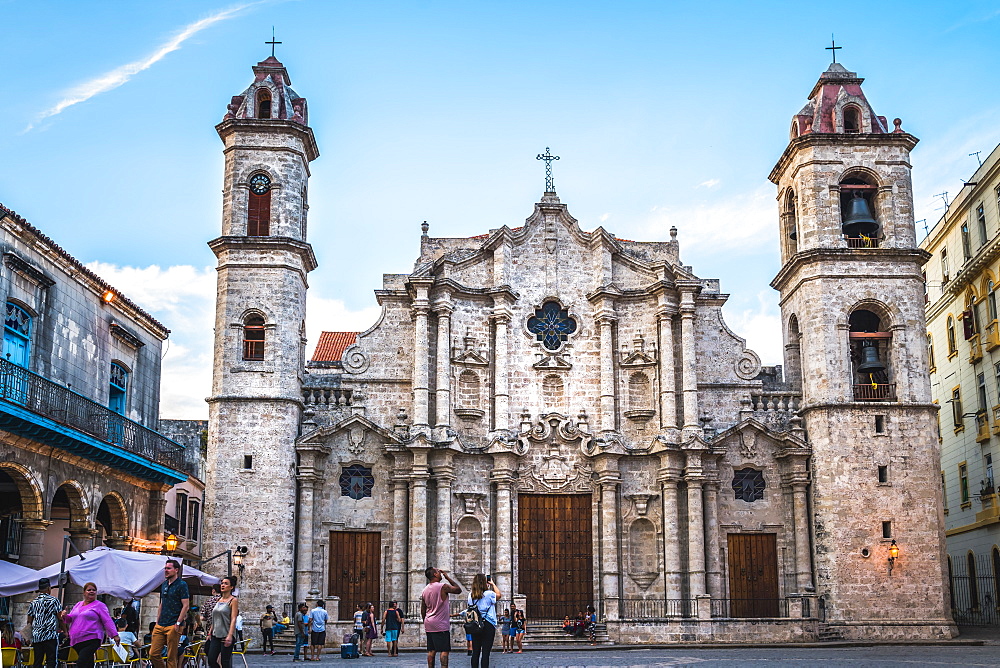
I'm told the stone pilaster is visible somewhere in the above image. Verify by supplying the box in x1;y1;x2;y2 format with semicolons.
656;305;678;430
596;305;618;433
491;454;517;595
791;479;813;592
657;463;682;602
295;445;327;600
147;487;168;541
408;446;431;601
704;480;722;599
390;461;410;602
433;298;453;430
491;301;512;431
411;281;433;430
594;455;622;620
432;452;455;572
678;285;700;430
684;452;706;597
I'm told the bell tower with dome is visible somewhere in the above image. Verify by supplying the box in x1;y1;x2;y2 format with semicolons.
202;54;318;609
770;61;956;639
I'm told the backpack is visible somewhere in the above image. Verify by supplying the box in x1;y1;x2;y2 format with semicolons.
463;601;485;636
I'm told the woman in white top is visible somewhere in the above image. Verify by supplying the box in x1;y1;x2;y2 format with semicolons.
466;574;501;668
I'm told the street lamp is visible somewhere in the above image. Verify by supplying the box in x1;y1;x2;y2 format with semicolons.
164;533;179;554
887;539;899;575
232;545;248;577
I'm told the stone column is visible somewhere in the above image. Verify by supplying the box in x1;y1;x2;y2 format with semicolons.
679;286;700;430
791;479;813;592
434;299;453;429
412;281;433;430
597;307;618;433
18;519;51;569
295;450;323;599
703;480;722;599
657;464;682;602
147;486;168;540
491;302;512;431
656;306;677;430
491;454;517;596
433;455;455;572
594;456;621;620
390;468;410;602
408;448;431;601
684;453;706;597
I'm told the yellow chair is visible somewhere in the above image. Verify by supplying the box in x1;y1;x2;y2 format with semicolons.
18;647;34;668
2;647;18;668
231;639;251;668
180;641;204;668
63;647;80;668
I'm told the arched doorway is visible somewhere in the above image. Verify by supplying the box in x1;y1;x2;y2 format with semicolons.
96;494;129;547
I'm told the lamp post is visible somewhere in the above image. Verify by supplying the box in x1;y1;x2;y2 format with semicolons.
164;533;179;554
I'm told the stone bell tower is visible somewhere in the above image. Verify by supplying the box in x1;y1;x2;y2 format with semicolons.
203;55;318;611
770;61;955;639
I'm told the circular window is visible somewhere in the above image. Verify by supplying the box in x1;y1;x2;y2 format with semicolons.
249;174;271;195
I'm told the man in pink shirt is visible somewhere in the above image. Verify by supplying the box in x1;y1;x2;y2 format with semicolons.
420;567;461;667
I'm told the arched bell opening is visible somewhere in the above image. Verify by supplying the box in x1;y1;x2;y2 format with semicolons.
843;105;861;133
839;175;880;246
781;189;798;257
256;89;272;119
848;308;894;401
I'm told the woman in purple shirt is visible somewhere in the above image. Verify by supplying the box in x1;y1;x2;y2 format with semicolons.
64;582;120;668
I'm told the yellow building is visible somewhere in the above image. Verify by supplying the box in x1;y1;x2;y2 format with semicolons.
922;142;1000;624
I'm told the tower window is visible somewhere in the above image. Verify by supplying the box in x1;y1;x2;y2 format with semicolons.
243;455;253;469
257;89;272;119
927;333;935;371
881;521;892;539
247;174;271;236
875;415;886;433
839;177;879;241
843;105;861;133
242;314;265;360
849;308;892;400
877;465;888;483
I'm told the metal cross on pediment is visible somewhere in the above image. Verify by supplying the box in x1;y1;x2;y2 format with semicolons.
266;27;282;58
826;35;842;63
536;147;560;193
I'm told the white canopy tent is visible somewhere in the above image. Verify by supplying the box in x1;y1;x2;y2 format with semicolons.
0;560;38;596
0;547;219;598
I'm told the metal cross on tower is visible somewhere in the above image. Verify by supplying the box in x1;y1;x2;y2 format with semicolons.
266;27;282;58
826;35;842;63
536;147;560;193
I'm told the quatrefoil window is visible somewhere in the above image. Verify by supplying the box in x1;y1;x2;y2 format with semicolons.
527;301;577;351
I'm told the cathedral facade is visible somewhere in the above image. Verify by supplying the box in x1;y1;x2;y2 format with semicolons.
203;56;956;642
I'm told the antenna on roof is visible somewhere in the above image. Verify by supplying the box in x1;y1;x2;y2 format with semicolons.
970;151;983;168
934;192;950;210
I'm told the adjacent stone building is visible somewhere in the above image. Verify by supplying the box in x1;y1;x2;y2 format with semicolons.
0;204;188;621
920;142;1000;624
204;56;956;642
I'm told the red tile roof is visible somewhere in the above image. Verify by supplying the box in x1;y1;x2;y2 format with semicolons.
311;331;357;362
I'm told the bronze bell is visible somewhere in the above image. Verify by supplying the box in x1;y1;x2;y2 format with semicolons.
856;340;886;375
842;192;879;238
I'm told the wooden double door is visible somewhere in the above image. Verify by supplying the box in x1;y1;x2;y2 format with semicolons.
727;533;779;617
328;531;381;620
518;494;593;619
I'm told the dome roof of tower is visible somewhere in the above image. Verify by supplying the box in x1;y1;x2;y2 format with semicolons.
223;56;309;126
789;61;890;136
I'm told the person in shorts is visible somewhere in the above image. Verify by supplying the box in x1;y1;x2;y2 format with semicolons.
308;600;329;660
381;601;403;657
420;566;461;667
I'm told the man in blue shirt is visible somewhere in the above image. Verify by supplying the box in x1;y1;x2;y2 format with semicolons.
308;600;329;660
150;560;189;668
292;603;310;662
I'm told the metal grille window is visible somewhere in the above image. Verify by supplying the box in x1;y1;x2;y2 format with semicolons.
339;465;374;500
732;468;766;503
243;315;265;360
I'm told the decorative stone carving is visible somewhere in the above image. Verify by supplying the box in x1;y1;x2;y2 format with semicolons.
627;493;656;517
347;425;366;455
457;492;485;515
734;349;762;380
517;412;593;456
341;344;370;374
738;429;757;459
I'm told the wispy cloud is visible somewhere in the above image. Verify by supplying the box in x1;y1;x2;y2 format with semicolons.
25;3;256;132
945;8;1000;33
698;179;720;189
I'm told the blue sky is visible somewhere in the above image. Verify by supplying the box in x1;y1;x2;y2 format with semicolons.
4;1;1000;418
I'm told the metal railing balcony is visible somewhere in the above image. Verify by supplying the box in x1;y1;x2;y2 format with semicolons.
844;235;882;249
0;358;185;471
852;383;896;402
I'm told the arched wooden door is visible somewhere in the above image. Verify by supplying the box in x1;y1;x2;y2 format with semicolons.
328;531;381;620
518;494;593;619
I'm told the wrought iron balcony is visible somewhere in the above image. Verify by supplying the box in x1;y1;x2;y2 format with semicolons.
844;235;882;249
0;358;185;478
